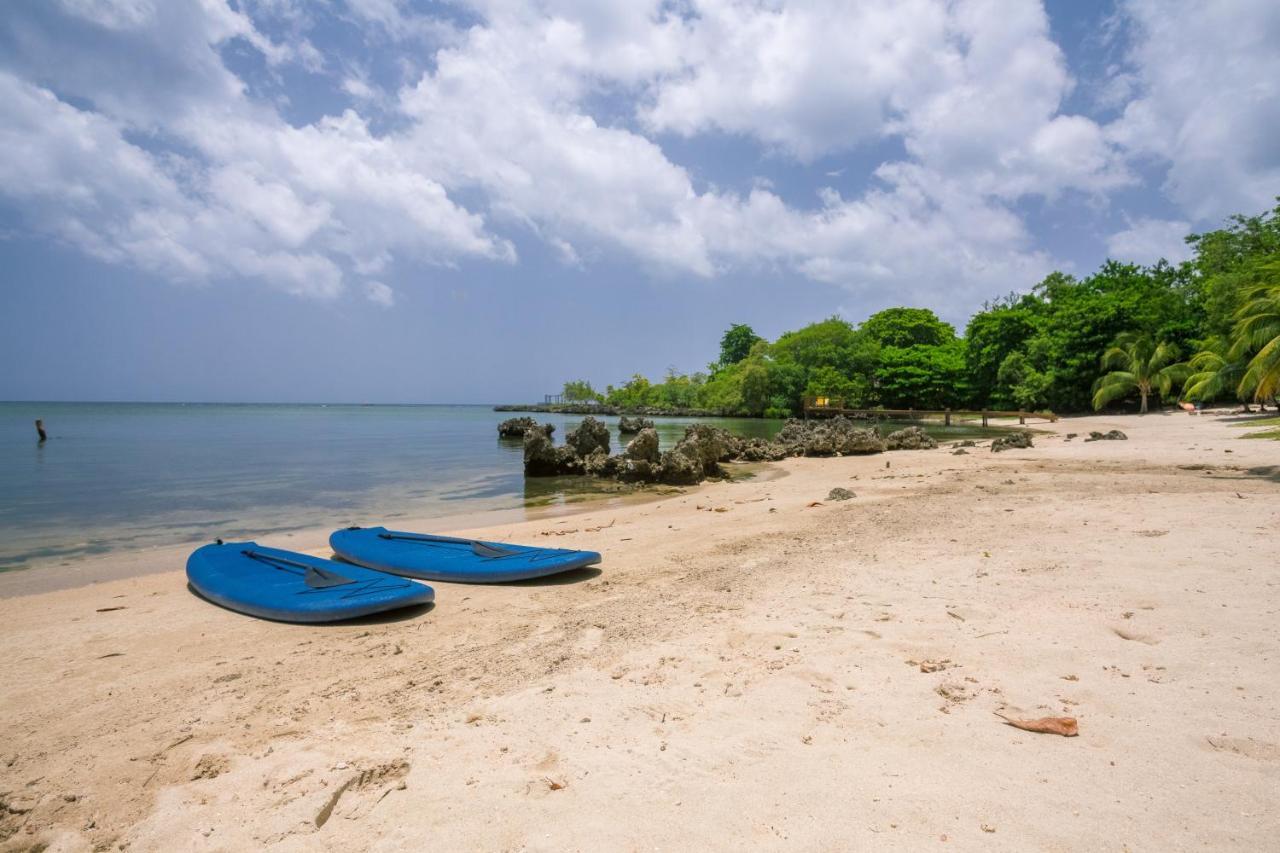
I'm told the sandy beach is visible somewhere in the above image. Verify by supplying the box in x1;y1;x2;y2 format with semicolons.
1;413;1277;852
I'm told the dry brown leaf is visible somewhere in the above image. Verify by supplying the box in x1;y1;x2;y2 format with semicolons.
995;712;1078;736
806;501;824;508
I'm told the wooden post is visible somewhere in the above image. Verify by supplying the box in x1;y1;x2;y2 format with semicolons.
944;408;951;426
35;419;47;442
1019;412;1026;425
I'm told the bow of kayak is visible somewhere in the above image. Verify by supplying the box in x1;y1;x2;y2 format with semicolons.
187;541;435;623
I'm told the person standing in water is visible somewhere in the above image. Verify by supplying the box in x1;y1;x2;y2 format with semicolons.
35;419;47;443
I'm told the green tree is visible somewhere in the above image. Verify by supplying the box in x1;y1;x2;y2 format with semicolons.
562;379;601;402
604;374;651;407
802;365;867;406
1233;275;1280;402
996;352;1052;410
770;317;878;410
874;338;969;409
964;298;1039;405
1180;341;1245;403
860;307;953;348
1091;334;1188;414
1028;264;1197;411
1185;202;1280;339
740;362;771;416
717;324;763;367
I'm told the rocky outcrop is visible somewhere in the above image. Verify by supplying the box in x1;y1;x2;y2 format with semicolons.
522;427;561;475
827;487;856;501
618;416;655;434
884;426;938;450
773;417;886;456
1085;429;1127;442
736;438;792;462
656;449;703;485
623;428;661;463
498;416;552;438
651;424;738;485
991;431;1034;452
565;417;610;457
612;428;662;483
522;415;950;486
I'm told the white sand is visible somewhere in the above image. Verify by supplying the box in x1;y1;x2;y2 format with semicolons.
1;413;1277;851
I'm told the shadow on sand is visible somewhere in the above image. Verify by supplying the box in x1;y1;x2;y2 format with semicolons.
187;583;436;627
502;565;604;587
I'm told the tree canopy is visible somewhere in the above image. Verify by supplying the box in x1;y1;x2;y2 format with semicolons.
717;324;763;367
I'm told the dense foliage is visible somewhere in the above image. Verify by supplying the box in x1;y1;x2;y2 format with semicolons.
577;203;1280;416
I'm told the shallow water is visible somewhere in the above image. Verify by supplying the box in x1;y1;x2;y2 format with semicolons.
0;403;1000;573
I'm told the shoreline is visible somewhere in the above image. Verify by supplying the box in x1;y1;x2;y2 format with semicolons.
0;462;786;599
2;412;1277;849
0;483;675;599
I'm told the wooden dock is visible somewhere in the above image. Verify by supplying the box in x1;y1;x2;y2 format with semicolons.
802;397;1057;426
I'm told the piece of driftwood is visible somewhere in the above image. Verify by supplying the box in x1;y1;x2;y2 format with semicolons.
995;712;1078;736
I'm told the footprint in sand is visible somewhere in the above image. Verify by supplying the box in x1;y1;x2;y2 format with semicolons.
1203;736;1280;762
574;626;604;654
314;760;411;827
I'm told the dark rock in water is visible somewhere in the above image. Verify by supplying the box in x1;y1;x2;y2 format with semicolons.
618;416;655;434
566;416;610;457
885;425;938;450
827;487;856;501
1085;429;1127;442
952;448;969;455
498;416;552;438
623;428;661;464
673;424;737;473
523;428;561;475
991;431;1034;452
553;446;585;474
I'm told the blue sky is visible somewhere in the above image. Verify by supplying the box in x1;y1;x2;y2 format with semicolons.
1;0;1277;403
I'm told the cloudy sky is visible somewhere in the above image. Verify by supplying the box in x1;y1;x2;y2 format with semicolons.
1;0;1277;403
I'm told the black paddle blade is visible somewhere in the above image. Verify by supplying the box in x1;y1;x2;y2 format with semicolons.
471;541;522;558
305;565;357;588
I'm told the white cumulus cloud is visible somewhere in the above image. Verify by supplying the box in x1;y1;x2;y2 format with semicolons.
1106;218;1193;266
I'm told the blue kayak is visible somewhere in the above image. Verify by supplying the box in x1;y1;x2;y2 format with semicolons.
329;526;602;583
187;540;434;623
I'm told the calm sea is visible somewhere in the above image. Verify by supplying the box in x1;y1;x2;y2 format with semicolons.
0;403;786;572
0;402;998;574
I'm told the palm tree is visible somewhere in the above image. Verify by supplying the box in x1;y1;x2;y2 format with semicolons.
1181;337;1246;404
1092;333;1188;414
1231;276;1280;403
